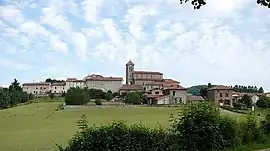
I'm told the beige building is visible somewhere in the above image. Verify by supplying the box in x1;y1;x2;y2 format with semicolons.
119;84;144;95
65;78;85;90
85;74;123;93
22;82;50;95
51;82;66;94
207;85;233;106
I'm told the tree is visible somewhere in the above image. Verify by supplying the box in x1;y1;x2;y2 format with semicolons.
0;89;11;109
65;87;90;105
256;96;270;108
179;0;270;9
258;87;264;93
105;91;113;101
240;94;252;107
200;87;208;98
124;92;146;105
207;83;212;88
9;79;22;92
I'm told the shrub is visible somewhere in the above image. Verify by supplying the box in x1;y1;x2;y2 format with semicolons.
59;121;175;151
123;92;146;105
95;99;102;105
0;89;11;109
65;88;90;105
240;114;264;144
261;114;270;135
256;96;270;108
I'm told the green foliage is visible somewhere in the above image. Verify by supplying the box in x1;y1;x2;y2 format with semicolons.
0;89;11;109
45;78;64;83
171;101;224;150
60;121;175;151
187;85;207;96
179;0;270;9
257;96;270;108
233;101;246;110
123;92;146;105
104;90;113;101
240;114;263;144
233;85;264;93
95;99;102;105
76;114;88;132
65;87;90;105
261;114;270;135
49;92;54;100
240;94;252;107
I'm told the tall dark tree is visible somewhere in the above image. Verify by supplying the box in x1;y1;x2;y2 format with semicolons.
179;0;270;9
0;89;11;109
200;87;208;98
207;83;212;88
240;94;252;107
258;87;264;93
9;79;22;92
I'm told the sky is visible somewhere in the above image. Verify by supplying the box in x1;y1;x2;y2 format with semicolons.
0;0;270;91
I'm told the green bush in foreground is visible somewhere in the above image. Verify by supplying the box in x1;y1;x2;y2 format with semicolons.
59;101;269;151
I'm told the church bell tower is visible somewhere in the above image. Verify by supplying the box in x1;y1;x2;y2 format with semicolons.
125;60;134;85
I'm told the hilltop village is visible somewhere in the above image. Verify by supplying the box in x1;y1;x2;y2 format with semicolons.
22;60;270;106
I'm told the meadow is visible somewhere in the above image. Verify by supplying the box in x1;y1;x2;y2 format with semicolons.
0;98;263;151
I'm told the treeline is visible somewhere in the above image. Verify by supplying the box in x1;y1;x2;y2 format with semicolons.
233;85;264;93
64;87;115;105
0;79;33;109
45;78;65;83
58;102;270;151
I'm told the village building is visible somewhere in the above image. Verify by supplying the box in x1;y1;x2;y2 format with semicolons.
119;84;144;95
207;85;233;106
65;78;85;90
84;74;123;93
51;82;66;94
22;82;50;96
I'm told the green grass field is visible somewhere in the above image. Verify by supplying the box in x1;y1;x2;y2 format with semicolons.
0;99;266;151
0;100;179;151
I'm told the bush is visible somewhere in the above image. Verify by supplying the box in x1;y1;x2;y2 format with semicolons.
123;92;146;105
59;121;175;151
240;114;264;144
95;99;102;105
0;89;11;109
171;101;239;150
261;114;270;135
65;88;90;105
257;96;270;108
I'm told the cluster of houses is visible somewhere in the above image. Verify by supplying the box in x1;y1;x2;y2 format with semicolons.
22;60;270;106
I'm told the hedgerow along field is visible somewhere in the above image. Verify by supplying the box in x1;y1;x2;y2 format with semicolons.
0;98;247;151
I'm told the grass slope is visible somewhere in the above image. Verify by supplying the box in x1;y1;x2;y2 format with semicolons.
0;101;176;151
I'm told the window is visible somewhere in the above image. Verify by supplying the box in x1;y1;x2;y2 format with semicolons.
225;93;229;97
155;91;159;95
172;91;175;96
26;87;28;89
220;93;223;97
55;87;57;89
40;87;42;90
33;91;35;93
63;87;64;90
36;87;38;89
54;91;56;93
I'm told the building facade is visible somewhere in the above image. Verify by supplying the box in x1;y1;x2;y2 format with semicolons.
51;82;66;94
85;74;123;93
207;85;233;106
65;78;85;90
22;82;50;95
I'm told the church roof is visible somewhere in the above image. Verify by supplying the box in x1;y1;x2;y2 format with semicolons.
126;60;134;66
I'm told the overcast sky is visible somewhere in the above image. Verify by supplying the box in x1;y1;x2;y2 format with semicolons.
0;0;270;91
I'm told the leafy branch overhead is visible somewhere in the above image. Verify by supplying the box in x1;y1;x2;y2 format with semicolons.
179;0;270;9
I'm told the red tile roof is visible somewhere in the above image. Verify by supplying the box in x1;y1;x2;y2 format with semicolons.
163;79;180;84
23;82;50;86
134;78;163;81
188;95;204;101
66;78;85;82
85;74;123;81
155;95;169;100
165;86;188;90
51;82;65;86
119;84;144;90
208;85;232;90
133;71;163;75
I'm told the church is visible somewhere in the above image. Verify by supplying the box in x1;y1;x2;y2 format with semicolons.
120;60;188;105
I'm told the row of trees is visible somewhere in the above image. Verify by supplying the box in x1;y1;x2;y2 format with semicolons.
64;87;114;105
59;101;270;151
45;78;65;83
0;79;33;109
233;85;264;93
179;0;270;9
